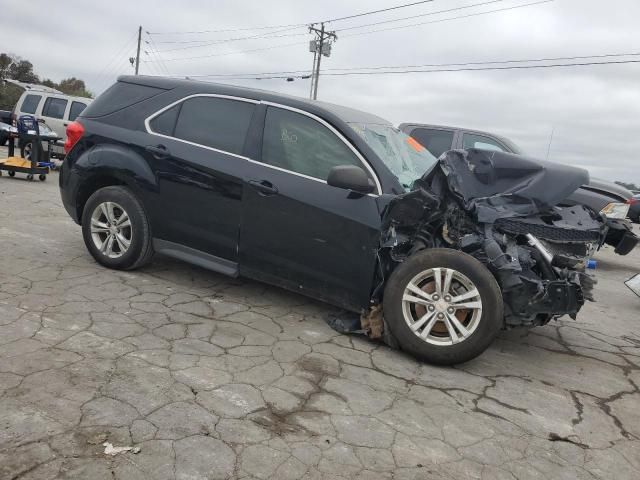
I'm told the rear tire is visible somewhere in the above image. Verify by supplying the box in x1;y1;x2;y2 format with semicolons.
21;142;33;159
81;186;154;270
383;248;503;365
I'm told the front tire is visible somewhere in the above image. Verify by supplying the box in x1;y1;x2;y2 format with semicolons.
383;249;503;365
81;186;154;270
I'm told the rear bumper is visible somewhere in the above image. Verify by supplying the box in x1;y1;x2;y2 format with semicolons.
58;162;82;225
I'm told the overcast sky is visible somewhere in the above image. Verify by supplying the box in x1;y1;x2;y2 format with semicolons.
3;0;639;184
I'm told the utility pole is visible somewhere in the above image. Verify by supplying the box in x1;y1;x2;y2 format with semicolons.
135;26;142;75
308;23;336;100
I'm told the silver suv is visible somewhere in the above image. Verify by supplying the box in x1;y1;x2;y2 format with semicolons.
12;90;92;157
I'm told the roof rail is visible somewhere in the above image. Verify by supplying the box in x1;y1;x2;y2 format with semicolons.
2;78;63;94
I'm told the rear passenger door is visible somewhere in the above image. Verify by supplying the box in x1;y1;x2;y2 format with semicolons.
145;94;257;265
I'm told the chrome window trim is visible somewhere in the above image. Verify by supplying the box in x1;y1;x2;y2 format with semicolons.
143;94;382;195
144;93;258;160
261;101;382;195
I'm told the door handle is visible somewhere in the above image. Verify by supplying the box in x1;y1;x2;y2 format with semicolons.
248;180;278;196
146;144;170;159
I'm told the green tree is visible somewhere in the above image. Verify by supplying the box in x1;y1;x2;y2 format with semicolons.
7;58;38;83
0;53;93;108
57;77;92;98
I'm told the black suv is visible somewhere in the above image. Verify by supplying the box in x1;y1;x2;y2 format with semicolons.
60;76;605;364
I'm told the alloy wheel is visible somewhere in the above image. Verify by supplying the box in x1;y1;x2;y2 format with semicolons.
90;201;133;259
401;267;483;346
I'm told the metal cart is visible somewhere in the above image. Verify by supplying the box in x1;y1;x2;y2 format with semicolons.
0;115;52;181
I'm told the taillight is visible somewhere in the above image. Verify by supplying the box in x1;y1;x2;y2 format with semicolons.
627;197;639;205
64;121;84;153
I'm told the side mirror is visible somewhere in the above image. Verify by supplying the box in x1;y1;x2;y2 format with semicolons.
327;165;375;194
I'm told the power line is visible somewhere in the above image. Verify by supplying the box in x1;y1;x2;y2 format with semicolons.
221;59;640;80
147;23;307;36
147;0;553;64
336;0;506;32
155;28;308;53
323;0;435;23
146;35;172;75
180;53;640;80
315;51;640;72
91;32;139;92
147;1;437;36
153;25;306;45
340;0;555;39
149;40;310;62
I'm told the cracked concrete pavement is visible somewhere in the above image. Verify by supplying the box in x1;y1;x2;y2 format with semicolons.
1;158;639;479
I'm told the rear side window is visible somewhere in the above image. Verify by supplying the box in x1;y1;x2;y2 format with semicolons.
69;101;88;121
149;104;181;137
172;97;255;155
261;106;362;181
83;82;163;118
410;128;454;158
42;98;68;119
20;94;42;114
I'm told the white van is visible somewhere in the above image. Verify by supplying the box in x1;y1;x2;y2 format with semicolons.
13;90;93;157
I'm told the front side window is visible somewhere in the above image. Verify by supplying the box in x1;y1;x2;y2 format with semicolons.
69;101;88;121
351;123;438;191
262;107;363;181
409;128;455;158
21;94;42;114
172;97;255;155
462;133;507;152
42;97;68;119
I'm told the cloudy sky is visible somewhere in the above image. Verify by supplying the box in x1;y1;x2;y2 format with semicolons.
3;0;639;184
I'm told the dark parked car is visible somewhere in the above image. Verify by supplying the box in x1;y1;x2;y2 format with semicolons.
60;76;607;364
399;123;638;255
0;110;13;146
629;194;640;223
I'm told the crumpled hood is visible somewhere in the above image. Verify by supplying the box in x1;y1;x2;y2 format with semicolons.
435;149;590;223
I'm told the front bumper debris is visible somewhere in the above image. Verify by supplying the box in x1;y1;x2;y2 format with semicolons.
375;149;606;328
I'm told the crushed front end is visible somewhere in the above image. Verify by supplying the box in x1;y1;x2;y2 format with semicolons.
377;149;605;328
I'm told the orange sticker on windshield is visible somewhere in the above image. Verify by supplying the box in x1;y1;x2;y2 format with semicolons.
407;136;425;152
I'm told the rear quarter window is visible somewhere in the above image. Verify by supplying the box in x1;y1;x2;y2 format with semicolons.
69;101;88;121
83;82;164;118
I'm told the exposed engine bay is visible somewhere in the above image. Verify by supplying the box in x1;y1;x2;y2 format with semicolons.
375;149;606;328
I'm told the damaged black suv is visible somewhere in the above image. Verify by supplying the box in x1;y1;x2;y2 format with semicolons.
60;76;604;364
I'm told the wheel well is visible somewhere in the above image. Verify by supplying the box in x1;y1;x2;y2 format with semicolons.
76;175;126;224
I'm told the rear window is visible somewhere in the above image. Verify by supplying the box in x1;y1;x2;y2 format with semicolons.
20;94;42;114
42;97;68;119
83;81;164;118
410;128;455;158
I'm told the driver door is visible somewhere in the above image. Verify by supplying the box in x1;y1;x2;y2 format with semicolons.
239;105;382;311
